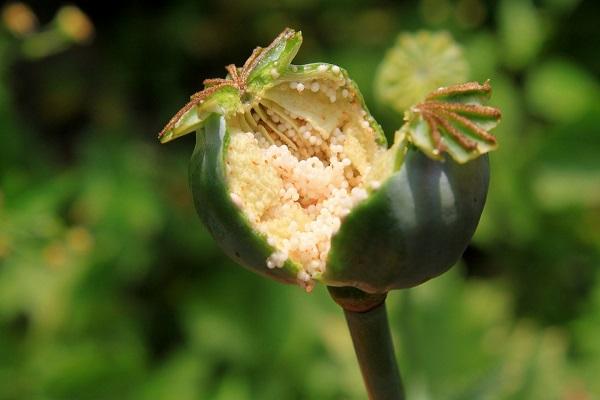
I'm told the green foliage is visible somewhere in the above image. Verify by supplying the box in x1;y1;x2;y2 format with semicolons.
0;0;599;398
392;269;572;399
498;0;546;70
525;59;599;123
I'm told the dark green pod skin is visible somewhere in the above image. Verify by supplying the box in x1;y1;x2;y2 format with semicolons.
190;114;489;293
164;28;499;293
189;114;298;284
324;150;489;293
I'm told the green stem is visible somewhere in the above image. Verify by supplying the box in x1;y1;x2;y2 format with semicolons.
328;287;405;400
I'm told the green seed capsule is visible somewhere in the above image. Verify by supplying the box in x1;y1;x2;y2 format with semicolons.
160;29;500;293
374;30;469;113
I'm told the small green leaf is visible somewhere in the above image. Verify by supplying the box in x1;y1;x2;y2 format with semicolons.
246;28;302;89
159;29;302;144
158;86;240;144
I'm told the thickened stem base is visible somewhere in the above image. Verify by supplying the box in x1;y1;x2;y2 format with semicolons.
328;287;405;400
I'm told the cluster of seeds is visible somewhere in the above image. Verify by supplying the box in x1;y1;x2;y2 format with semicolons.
288;78;349;104
228;130;368;291
288;65;352;103
227;73;380;290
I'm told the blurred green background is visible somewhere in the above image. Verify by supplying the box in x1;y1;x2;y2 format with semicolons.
0;0;599;399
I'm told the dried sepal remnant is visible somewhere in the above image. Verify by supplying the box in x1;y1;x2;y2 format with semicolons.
407;81;501;163
159;28;299;143
158;65;247;142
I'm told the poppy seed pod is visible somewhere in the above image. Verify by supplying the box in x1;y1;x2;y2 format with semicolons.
374;30;469;112
159;28;500;294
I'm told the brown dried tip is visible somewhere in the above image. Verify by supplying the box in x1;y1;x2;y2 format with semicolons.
426;80;492;101
409;80;502;161
158;83;236;140
158;28;297;140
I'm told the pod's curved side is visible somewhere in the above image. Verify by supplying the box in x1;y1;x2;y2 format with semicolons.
324;150;489;293
189;114;299;284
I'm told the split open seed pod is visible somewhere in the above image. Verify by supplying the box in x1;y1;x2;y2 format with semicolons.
159;28;501;294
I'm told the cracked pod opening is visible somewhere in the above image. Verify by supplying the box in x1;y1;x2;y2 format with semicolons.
160;28;500;292
225;68;401;290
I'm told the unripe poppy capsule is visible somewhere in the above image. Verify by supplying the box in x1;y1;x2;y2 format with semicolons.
159;28;501;293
